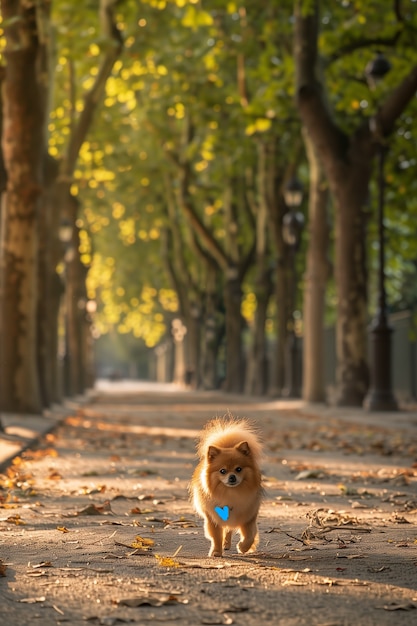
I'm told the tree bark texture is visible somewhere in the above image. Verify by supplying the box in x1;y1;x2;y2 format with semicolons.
267;176;291;397
302;129;330;403
38;167;62;406
223;273;244;393
0;0;47;413
65;223;89;397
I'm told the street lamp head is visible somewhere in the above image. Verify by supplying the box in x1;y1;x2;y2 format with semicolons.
365;51;391;88
282;210;305;248
284;177;303;208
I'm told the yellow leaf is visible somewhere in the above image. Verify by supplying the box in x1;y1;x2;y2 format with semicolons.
6;515;26;526
57;526;69;533
255;118;272;132
182;5;213;28
245;123;257;136
154;554;180;567
89;43;100;56
132;535;155;549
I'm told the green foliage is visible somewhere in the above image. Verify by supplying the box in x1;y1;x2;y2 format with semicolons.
41;0;417;346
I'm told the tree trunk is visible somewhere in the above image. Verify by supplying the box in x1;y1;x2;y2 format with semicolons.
200;270;223;390
245;260;273;395
223;271;244;393
66;220;89;396
245;141;274;396
333;174;370;405
38;170;62;406
268;189;291;397
0;0;47;413
302;129;330;403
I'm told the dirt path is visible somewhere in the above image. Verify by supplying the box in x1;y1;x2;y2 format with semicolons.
0;383;416;625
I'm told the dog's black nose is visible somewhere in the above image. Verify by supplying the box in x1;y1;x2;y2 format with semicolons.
228;474;237;484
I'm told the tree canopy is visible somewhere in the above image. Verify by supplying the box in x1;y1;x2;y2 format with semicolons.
0;0;416;408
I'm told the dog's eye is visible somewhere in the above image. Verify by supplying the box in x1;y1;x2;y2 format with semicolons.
235;467;242;473
219;469;227;475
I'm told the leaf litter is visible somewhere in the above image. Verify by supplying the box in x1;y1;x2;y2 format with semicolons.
2;396;417;625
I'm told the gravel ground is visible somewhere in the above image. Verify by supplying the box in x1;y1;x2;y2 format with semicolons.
0;382;416;625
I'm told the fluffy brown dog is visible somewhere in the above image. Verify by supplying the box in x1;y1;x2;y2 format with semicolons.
190;416;263;557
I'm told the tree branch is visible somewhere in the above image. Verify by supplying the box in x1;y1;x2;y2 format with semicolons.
294;0;348;164
60;0;124;179
378;64;417;137
328;32;402;66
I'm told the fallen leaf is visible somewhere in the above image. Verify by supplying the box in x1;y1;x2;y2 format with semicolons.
337;554;365;560
131;535;155;549
219;605;249;613
392;515;411;524
23;448;58;460
338;484;359;496
368;566;391;573
5;514;25;526
47;470;62;480
350;501;369;509
295;469;325;480
138;494;154;501
116;594;188;607
381;602;416;611
57;526;69;533
154;554;181;568
75;501;112;516
201;615;234;625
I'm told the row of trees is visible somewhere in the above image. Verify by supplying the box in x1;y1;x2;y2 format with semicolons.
0;0;416;414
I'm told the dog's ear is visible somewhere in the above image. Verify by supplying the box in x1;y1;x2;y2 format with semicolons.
207;445;221;461
236;441;250;456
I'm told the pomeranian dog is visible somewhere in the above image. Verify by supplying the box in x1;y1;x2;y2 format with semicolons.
190;415;263;557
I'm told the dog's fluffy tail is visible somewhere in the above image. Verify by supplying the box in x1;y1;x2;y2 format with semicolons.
197;414;263;461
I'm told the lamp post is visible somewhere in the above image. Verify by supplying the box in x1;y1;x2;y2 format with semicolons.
364;52;398;411
282;177;305;398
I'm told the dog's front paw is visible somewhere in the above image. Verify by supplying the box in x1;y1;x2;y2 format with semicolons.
209;548;223;557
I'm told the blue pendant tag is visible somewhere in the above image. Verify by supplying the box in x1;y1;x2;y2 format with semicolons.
215;505;229;521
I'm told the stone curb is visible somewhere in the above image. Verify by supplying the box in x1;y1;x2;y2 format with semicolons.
0;390;96;472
